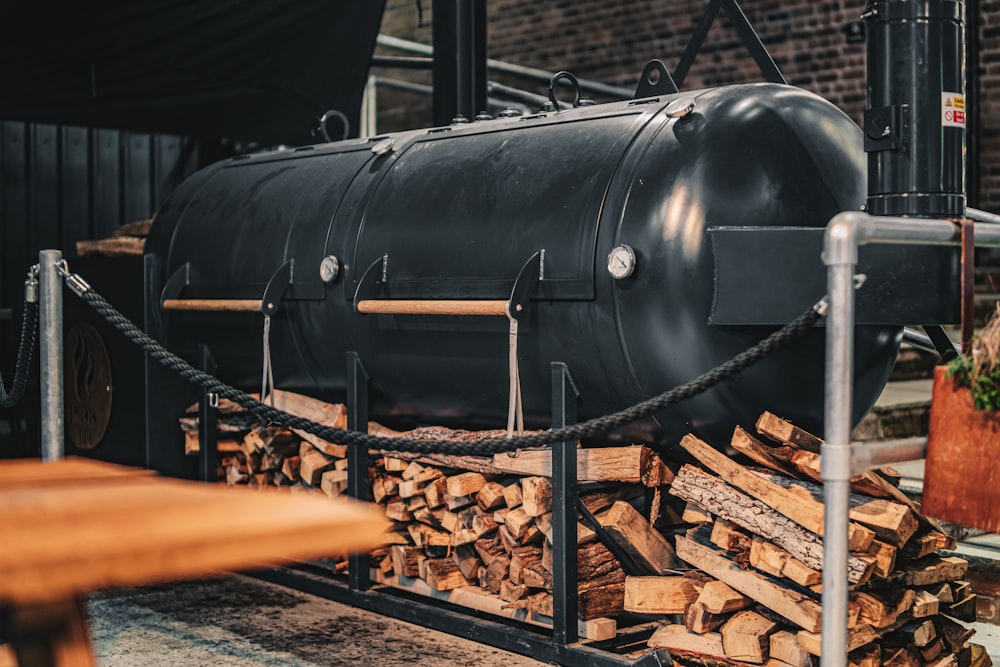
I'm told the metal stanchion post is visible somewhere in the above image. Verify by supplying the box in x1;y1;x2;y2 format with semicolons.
39;249;64;462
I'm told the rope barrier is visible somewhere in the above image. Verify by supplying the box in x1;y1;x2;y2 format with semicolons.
54;266;824;455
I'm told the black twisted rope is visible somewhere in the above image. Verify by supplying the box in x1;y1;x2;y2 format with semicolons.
75;284;823;455
1;301;39;408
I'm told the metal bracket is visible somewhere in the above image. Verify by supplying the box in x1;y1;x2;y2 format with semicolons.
634;60;679;99
506;250;543;320
261;260;293;316
864;104;910;152
159;262;194;305
353;255;388;312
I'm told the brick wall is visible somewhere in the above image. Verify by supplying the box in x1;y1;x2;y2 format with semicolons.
376;0;997;211
980;0;1000;211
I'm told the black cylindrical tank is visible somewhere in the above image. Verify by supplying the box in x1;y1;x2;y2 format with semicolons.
146;83;900;445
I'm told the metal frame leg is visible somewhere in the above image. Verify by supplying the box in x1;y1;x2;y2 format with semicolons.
347;351;371;591
551;361;580;646
39;249;64;462
198;345;218;482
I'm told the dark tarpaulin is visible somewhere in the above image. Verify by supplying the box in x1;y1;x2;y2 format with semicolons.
0;0;386;145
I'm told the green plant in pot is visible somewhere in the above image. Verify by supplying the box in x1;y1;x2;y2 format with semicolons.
946;303;1000;411
923;303;1000;532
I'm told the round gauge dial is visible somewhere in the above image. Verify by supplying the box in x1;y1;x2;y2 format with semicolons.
607;244;637;280
319;255;340;283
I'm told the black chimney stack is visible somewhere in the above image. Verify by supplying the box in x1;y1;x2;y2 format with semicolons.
864;0;966;218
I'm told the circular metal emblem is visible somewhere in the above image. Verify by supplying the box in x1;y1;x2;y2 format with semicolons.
607;244;637;280
65;323;113;450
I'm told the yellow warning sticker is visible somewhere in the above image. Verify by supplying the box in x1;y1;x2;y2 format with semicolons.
942;92;966;128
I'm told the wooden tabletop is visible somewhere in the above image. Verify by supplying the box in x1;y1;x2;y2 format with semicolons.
0;457;389;605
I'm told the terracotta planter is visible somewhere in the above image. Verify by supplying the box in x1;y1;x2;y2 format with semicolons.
923;365;1000;532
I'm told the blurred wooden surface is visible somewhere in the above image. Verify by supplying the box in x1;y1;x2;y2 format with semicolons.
0;457;388;666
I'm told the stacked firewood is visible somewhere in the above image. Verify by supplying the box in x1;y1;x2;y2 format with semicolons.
180;395;988;662
641;412;990;667
367;440;674;636
181;390;374;493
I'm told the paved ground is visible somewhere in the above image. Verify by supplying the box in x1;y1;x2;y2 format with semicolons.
89;575;548;667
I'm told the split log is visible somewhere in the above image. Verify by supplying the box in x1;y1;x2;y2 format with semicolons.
883;646;923;667
796;623;879;656
268;390;348;457
756;412;822;452
685;601;729;634
698;580;753;614
390;545;422;578
624;576;700;614
521;476;552;517
848;644;882;667
298;443;338;486
849;499;918;547
683;502;715;525
912;589;941;618
446;472;488;497
895;555;969;587
523;579;625;621
476;482;507;511
648;625;761;666
320;469;348;497
424;558;472;591
678;435;874;550
769;630;814;667
710;519;753;555
670;465;871;583
675;536;822;633
452;544;483;580
502;483;522;509
936;614;976;654
598;501;678;574
491;445;671;486
720;610;776;664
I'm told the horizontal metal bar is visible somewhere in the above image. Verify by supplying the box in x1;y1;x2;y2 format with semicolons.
487;81;549;107
371;55;434;70
851;437;927;475
357;299;508;316
968;207;1000;224
376;34;633;99
902;327;937;352
162;299;262;312
825;211;1000;266
374;77;535;113
374;77;433;96
253;566;644;667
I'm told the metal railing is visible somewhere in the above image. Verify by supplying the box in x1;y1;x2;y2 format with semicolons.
821;211;1000;667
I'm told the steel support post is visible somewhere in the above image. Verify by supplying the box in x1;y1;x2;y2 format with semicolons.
821;252;856;667
551;362;580;646
347;351;371;591
198;345;219;482
39;249;64;462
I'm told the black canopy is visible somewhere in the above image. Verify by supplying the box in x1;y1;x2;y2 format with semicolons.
0;1;386;144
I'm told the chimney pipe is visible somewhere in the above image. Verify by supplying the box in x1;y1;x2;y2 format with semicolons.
863;0;966;218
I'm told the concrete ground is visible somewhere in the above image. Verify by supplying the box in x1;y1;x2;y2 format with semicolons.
89;575;548;667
